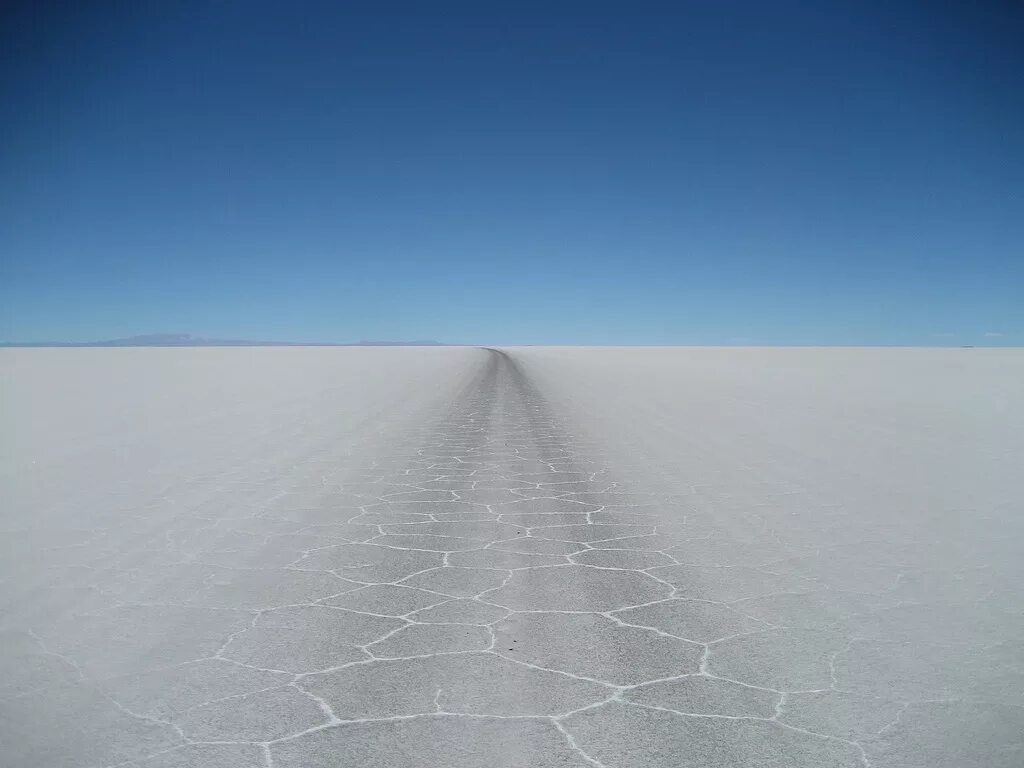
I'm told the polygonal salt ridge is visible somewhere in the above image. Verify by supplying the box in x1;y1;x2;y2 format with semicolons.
414;480;479;493
332;479;424;493
273;526;385;549
446;548;570;570
777;690;908;741
585;532;696;551
291;543;444;583
408;598;511;625
487;536;589;555
219;605;400;673
530;482;621;497
623;674;781;717
368;622;493;658
449;486;535;504
558;492;657;506
192;568;365;611
646;563;820;602
493;498;603;518
101;658;294;718
415;448;482;460
561;700;867;768
399;567;512;598
860;700;1024;768
0;630;86;696
886;566;1003;606
836;602;1024;648
663;536;796;568
38;604;257;680
431;510;503;522
126;742;266;767
528;523;656;543
588;506;667;524
271;505;378;526
0;677;186;766
484;564;673;612
468;477;541;490
370;533;495;552
346;508;432;525
322;584;449;615
362;499;493;517
266;490;376;511
271;715;598;768
382;489;462;504
569;549;676;569
833;635;1022;703
415;465;480;476
510;471;594;483
707;627;856;691
612;598;770;644
198;535;375;570
174;684;330;742
771;548;909;593
425;460;498;471
493;612;702;686
494;459;562;473
498;511;591;527
732;589;896;631
378;520;528;540
297;652;615;721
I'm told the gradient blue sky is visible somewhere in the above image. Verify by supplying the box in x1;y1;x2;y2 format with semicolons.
2;1;1021;345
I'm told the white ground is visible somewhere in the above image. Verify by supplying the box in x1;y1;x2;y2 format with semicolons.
2;347;1022;767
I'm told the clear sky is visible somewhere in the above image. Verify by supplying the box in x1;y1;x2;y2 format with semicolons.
1;1;1021;345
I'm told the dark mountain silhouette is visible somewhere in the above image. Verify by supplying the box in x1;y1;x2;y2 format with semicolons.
0;334;444;347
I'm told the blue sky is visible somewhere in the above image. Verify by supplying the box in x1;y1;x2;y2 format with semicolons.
1;0;1021;345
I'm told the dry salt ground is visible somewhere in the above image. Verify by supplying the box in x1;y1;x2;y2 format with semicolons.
1;346;1022;767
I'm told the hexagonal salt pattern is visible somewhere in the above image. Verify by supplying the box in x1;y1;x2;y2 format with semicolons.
3;346;1022;768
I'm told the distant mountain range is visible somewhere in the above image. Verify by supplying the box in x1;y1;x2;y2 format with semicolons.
0;334;445;348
